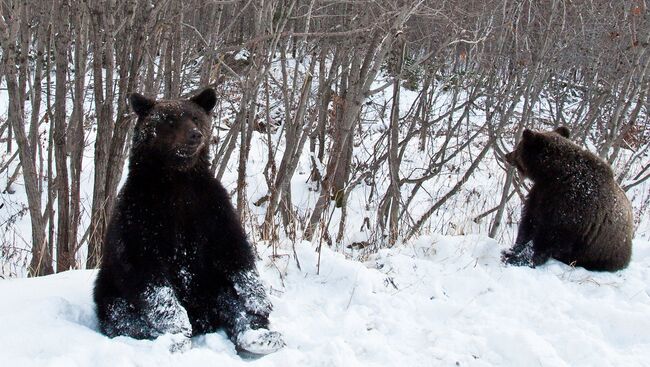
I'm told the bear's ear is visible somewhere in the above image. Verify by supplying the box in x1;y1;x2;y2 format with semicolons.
129;93;156;117
190;88;217;114
554;126;570;139
522;128;536;141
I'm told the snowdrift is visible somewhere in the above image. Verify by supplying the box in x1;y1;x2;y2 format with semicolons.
1;236;649;367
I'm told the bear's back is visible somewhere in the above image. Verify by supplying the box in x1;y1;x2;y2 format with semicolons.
529;133;633;271
574;182;633;270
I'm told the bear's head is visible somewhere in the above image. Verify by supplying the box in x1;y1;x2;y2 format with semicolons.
504;126;572;181
128;89;217;171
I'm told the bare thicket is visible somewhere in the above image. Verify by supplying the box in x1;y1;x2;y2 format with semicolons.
0;0;648;276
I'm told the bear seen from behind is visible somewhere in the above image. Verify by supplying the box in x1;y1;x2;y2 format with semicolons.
502;126;634;271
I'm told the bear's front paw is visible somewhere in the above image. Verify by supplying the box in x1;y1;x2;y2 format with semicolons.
156;332;191;353
501;242;534;268
236;328;285;356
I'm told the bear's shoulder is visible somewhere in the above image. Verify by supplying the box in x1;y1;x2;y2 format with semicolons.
525;130;613;185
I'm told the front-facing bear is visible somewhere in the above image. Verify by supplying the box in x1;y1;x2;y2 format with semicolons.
502;127;634;271
94;89;284;354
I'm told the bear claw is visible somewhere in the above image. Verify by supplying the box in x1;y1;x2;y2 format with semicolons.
236;328;285;356
501;242;535;267
157;332;191;353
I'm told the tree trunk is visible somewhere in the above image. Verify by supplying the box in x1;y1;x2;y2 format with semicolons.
87;2;116;269
0;2;53;276
53;0;72;272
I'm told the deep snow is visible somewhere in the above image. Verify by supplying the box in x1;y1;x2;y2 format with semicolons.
1;236;649;367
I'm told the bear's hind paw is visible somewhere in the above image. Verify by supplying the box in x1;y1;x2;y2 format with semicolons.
235;328;285;356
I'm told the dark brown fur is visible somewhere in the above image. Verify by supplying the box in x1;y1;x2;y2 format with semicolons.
502;127;634;271
94;89;283;353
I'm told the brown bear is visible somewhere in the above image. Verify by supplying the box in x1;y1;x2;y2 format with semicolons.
94;89;284;355
501;126;634;271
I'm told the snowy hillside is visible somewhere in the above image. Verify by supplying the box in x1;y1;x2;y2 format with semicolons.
2;1;650;365
2;236;649;367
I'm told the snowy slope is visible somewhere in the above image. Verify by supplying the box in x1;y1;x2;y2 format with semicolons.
1;236;649;367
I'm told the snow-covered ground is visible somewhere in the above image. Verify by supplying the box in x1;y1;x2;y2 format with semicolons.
2;236;649;367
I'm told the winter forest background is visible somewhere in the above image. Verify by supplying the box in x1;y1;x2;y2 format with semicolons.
1;0;649;278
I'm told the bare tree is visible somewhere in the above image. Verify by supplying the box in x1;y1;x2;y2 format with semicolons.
1;0;648;276
0;1;53;275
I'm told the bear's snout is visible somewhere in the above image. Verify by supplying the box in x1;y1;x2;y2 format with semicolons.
187;128;203;147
